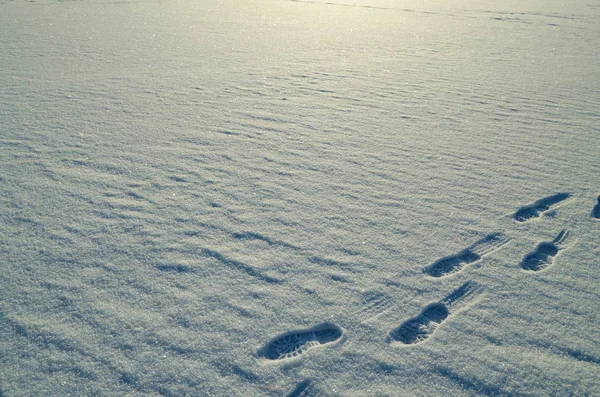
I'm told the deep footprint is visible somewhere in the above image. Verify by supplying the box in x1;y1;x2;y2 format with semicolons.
592;196;600;219
521;229;573;272
513;192;571;222
425;233;511;278
388;281;484;345
258;323;343;361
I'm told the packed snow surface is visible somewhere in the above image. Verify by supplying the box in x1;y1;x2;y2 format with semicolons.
1;0;599;395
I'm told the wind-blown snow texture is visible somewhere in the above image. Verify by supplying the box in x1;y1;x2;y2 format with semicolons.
1;0;599;396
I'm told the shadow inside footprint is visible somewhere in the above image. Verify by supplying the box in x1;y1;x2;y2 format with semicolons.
514;206;541;223
521;230;572;272
425;233;510;278
592;196;600;219
513;193;571;222
426;251;480;278
287;380;314;397
388;303;449;344
259;323;343;361
388;281;484;345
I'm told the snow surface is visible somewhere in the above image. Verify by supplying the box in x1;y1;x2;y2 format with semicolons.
1;0;599;395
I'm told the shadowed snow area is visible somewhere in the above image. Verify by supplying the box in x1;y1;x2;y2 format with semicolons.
1;0;599;395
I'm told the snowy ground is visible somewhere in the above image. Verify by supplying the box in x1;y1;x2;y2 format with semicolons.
1;0;599;395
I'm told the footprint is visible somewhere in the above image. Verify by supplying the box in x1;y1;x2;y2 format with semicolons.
287;380;318;397
520;230;574;272
592;196;600;219
425;233;511;278
387;281;484;345
258;323;343;362
349;291;395;323
513;193;571;222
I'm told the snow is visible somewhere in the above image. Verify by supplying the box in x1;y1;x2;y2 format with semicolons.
1;0;599;395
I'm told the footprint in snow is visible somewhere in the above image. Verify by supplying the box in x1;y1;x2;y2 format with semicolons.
258;323;343;362
425;233;511;278
520;229;574;272
387;281;484;345
513;192;572;222
592;195;600;219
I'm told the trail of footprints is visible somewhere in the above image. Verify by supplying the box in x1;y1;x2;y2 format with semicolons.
259;192;594;393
